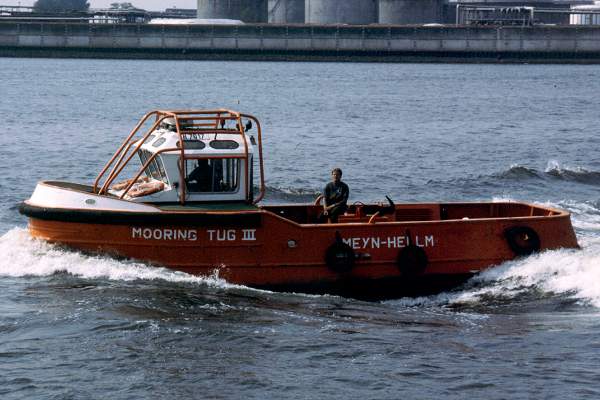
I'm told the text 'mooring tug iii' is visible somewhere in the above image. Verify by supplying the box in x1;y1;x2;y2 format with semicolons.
20;109;579;299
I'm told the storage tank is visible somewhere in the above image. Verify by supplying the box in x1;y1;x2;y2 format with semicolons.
378;0;443;24
305;0;377;24
197;0;268;23
571;2;600;25
269;0;305;23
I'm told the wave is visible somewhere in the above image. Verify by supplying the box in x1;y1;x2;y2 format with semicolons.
452;248;592;305
256;160;600;204
5;194;600;309
543;160;600;185
420;162;600;201
389;198;600;309
262;185;319;202
496;164;542;180
389;246;600;310
498;161;600;185
0;228;242;289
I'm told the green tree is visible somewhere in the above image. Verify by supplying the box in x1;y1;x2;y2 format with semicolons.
33;0;90;12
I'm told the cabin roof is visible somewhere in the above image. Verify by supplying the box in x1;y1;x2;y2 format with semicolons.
139;129;254;156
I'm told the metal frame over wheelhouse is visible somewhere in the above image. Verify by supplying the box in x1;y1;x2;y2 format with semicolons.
92;109;265;205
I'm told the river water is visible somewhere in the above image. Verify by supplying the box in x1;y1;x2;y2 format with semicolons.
1;58;600;399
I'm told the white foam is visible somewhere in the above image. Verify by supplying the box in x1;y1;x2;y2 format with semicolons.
0;228;241;289
462;246;600;306
391;197;600;308
388;198;600;308
389;245;600;309
560;200;600;233
545;159;596;176
5;218;600;308
545;159;561;172
491;195;517;203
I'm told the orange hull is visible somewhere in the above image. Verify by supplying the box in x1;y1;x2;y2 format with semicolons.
22;201;579;298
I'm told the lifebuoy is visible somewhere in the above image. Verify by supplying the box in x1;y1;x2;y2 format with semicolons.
325;240;355;273
129;181;165;198
504;226;540;256
397;245;428;277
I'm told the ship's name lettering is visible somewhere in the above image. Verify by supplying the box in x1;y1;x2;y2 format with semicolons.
132;227;198;241
343;235;435;250
207;229;257;241
131;228;257;242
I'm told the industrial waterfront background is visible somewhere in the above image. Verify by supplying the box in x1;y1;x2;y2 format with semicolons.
2;21;600;62
2;0;600;62
1;58;600;398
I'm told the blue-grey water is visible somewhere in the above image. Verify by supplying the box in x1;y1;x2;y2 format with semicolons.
1;58;600;399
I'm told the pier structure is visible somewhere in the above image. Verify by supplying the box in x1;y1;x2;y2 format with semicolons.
1;20;600;63
2;1;600;62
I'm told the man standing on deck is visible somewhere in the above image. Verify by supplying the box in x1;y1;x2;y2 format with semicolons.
323;168;349;223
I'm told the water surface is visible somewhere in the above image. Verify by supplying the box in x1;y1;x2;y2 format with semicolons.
1;58;600;399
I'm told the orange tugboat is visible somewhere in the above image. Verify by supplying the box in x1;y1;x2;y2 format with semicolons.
20;109;579;299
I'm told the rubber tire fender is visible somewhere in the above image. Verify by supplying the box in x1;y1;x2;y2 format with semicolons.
504;226;540;256
397;245;428;277
325;241;355;274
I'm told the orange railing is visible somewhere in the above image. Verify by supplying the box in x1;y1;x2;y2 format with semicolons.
93;109;265;205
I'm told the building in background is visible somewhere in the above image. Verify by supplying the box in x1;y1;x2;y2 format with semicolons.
2;0;599;25
268;0;305;23
570;1;600;23
197;0;268;23
305;0;377;24
379;0;445;24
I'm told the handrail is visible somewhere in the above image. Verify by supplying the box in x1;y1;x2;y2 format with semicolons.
236;114;250;201
93;110;159;193
155;108;238;115
173;110;246;204
178;129;245;135
174;112;186;205
95;109;265;205
100;139;137;193
119;146;178;199
99;116;167;195
241;113;265;204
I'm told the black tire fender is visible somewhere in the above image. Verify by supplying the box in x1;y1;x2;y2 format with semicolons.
504;226;541;256
397;245;428;277
325;235;355;274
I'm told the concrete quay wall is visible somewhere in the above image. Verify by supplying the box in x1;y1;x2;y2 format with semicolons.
1;21;600;62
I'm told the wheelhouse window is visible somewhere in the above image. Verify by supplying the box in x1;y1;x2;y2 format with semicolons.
138;149;167;182
185;158;239;193
177;140;206;150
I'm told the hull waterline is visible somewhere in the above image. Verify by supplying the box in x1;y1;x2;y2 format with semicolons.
20;188;579;299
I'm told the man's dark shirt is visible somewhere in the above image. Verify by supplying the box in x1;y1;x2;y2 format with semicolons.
324;181;349;207
188;162;212;191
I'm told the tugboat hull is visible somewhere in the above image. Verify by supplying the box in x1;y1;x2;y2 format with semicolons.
21;189;579;299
